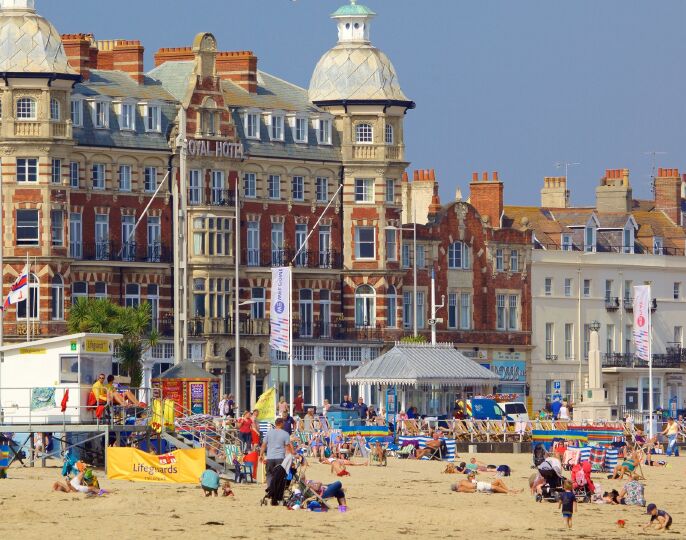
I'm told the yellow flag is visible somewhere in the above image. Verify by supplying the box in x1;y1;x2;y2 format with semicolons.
254;387;276;423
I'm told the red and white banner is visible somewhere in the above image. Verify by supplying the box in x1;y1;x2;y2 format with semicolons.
270;267;291;353
633;285;651;361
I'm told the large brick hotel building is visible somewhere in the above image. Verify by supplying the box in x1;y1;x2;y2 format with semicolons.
0;0;532;412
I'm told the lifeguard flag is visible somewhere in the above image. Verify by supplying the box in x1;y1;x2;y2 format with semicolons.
254;387;276;423
60;389;69;412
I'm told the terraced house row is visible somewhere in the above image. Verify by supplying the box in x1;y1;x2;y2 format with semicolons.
1;0;684;416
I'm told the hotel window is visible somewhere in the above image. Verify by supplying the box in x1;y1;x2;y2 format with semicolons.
210;170;225;204
208;278;230;319
147;216;162;261
507;295;518;330
386;229;397;262
355;227;375;259
268;175;281;199
69;213;82;259
386;286;397;328
147;284;159;328
604;279;613;301
299;289;314;336
583;279;591;297
355;284;375;328
92;163;105;190
188;169;202;205
317;118;332;144
94;214;109;260
415;245;425;268
384;123;393;145
125;283;140;308
16;209;39;246
354;178;374;202
16;158;38;182
294;116;308;143
51;210;63;247
70;99;82;126
544;277;552;296
144;167;157;193
402;244;410;269
145;104;161;132
119;165;132;192
496;294;506;330
403;291;412;329
51;274;64;320
674;282;680;300
51;159;61;184
545;323;554;357
625;325;632;353
315;177;328;202
508;250;519;272
251;287;266;319
72;281;88;305
564;278;572;297
561;233;573;251
460;292;472;330
564;323;574;359
606;324;615;354
447;293;457;328
120;102;135;130
244;112;259;139
69;162;79;188
355;123;373;143
271;223;285;265
244;172;256;198
16;97;36;119
246;221;259;266
624;280;632;303
495;248;504;271
675;326;683;347
50;98;60;121
385;178;395;203
448;241;470;269
294;224;307;267
292;176;304;201
270;114;284;141
583;324;591;359
416;292;425;329
318;226;331;267
93;100;109;128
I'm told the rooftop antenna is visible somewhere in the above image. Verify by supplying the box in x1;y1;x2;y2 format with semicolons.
644;151;667;193
554;161;580;179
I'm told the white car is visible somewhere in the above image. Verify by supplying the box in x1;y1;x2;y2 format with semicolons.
501;401;529;423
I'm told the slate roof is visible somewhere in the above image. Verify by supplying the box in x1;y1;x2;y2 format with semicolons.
346;345;499;387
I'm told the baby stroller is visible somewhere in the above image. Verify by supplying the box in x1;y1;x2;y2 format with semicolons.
571;462;594;503
261;454;303;507
535;456;565;502
533;443;546;468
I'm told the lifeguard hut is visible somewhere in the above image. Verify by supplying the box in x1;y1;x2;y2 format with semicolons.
0;333;121;425
152;361;219;416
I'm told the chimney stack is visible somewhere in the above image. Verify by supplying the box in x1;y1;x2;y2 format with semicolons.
541;176;569;208
596;168;632;213
216;51;258;93
469;171;504;227
654;167;681;225
111;40;145;84
62;33;92;80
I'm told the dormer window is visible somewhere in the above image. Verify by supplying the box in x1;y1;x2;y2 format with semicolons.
92;99;110;129
145;103;162;133
385;123;393;144
268;112;285;141
290;114;308;143
355;123;373;144
119;100;136;131
70;98;83;127
653;236;663;255
16;97;36;120
561;233;573;251
50;98;60;121
584;216;598;253
623;223;635;253
243;109;260;139
316;117;332;145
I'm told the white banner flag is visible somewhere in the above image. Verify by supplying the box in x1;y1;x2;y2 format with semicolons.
633;285;651;361
270;267;291;353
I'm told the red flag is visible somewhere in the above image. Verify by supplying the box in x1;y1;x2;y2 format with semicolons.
60;389;69;412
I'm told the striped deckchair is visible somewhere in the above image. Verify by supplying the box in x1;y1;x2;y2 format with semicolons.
397;436;457;461
590;447;606;471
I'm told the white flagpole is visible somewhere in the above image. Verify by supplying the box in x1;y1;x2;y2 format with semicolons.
0;160;3;348
25;251;29;343
648;286;654;440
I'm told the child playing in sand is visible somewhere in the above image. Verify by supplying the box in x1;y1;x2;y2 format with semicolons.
200;466;220;497
644;503;672;531
221;480;234;497
558;480;577;529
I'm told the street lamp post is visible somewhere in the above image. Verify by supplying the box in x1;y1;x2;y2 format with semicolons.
386;214;417;337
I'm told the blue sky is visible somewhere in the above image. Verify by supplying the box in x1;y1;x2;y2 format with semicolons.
44;0;686;207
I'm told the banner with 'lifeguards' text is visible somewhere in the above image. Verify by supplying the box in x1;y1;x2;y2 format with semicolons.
106;447;205;483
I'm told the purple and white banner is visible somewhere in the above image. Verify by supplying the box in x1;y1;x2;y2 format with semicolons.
633;285;651;361
270;267;291;353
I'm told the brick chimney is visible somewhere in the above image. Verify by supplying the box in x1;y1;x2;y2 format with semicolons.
62;33;92;80
541;176;569;208
216;51;258;93
596;168;632;213
469;171;504;227
111;40;145;84
654;167;681;225
154;46;194;66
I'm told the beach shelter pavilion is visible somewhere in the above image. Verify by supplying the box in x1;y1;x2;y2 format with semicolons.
346;343;500;416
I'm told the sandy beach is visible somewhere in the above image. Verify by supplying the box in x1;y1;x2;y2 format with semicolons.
1;452;683;540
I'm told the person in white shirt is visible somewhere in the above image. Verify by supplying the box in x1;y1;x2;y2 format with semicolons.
559;401;570;421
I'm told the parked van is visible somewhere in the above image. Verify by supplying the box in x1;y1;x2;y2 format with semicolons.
500;401;529;422
467;398;506;420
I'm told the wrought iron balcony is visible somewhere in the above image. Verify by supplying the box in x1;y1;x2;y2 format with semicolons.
602;351;684;369
187;317;270;337
243;248;341;269
72;241;170;263
623;297;633;311
604;297;620;311
545;354;558;361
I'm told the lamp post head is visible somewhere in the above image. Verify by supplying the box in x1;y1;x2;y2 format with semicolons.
590;320;600;332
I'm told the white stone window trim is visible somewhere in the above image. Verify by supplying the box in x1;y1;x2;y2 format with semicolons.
70;96;85;127
314;114;333;145
288;112;309;144
141;100;163;133
50;97;60;121
241;107;261;140
89;97;112;130
115;98;138;132
265;110;286;142
355;122;374;144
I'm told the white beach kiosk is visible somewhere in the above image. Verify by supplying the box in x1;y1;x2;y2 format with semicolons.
0;333;121;425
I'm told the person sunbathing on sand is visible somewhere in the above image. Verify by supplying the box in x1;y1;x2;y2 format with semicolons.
53;469;108;495
451;472;521;494
320;456;366;476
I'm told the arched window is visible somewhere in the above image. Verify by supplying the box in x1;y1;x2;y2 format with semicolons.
387;285;397;328
355;284;375;327
16;97;36;120
448;241;470;269
50;98;60;121
51;274;64;320
355;123;373;143
385;123;393;145
17;273;39;319
299;289;313;337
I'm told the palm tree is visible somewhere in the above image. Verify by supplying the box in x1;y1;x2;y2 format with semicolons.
67;298;159;387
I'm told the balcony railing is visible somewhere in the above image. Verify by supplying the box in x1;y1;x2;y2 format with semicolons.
187;188;236;207
533;241;685;256
187;317;270;337
293;319;386;341
602;351;684;369
71;242;171;263
623;297;633;311
604;297;620;311
243;249;342;269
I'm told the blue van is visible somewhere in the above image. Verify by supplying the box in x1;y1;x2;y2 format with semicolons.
469;398;507;420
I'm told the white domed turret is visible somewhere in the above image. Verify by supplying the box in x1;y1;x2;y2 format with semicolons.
0;0;76;74
308;0;410;104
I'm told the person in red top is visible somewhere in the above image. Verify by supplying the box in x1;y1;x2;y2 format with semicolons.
237;411;253;452
293;390;305;417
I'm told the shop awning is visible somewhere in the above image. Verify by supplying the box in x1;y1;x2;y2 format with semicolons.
345;344;500;387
